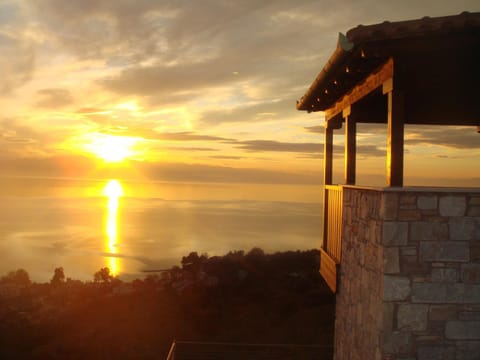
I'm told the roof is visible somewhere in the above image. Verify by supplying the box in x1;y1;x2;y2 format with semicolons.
166;341;333;360
296;11;480;125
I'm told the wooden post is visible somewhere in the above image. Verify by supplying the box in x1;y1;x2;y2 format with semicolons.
324;124;334;186
323;123;334;250
343;106;356;185
383;78;405;187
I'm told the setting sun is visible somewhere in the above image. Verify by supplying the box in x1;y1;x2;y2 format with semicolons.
103;179;124;197
85;134;139;163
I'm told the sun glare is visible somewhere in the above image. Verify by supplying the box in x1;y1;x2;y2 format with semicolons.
103;179;124;197
86;134;138;163
103;179;123;276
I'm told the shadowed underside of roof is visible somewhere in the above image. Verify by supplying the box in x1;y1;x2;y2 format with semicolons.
296;12;480;127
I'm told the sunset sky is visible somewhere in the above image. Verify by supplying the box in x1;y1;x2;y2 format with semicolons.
1;0;479;188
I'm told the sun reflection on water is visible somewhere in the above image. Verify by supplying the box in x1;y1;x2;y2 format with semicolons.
103;179;123;276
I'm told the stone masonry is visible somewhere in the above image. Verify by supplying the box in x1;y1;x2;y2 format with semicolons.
334;187;480;360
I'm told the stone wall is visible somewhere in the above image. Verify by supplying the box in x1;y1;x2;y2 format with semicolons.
334;187;480;360
334;187;384;360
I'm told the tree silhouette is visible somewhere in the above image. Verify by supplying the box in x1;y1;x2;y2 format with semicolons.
50;267;65;286
1;269;31;286
94;267;112;283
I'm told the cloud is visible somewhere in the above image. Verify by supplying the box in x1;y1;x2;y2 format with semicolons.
0;3;35;94
164;146;218;152
0;119;40;147
99;128;233;143
234;140;322;153
198;99;297;124
76;107;107;114
151;131;231;142
304;125;324;134
36;88;74;108
29;0;171;62
101;59;249;96
209;155;244;160
2;0;479;188
406;126;480;150
357;144;386;157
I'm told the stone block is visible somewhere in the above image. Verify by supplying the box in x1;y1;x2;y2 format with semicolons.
429;305;458;321
464;284;480;302
455;341;480;360
412;283;480;303
397;304;428;331
400;247;417;256
468;206;480;217
420;210;442;221
398;209;422;221
384;275;411;301
459;311;480;320
400;255;431;275
383;222;409;246
413;283;447;303
461;264;480;283
400;194;417;206
411;222;449;241
381;192;399;220
416;335;443;343
418;195;438;210
445;321;480;339
463;304;480;312
383;331;412;354
472;242;480;261
439;196;466;217
384;247;400;274
431;268;459;282
428;320;448;336
417;346;455;360
470;196;480;206
449;217;480;241
419;241;469;262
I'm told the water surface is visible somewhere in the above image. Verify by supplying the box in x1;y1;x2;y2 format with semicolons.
0;177;322;281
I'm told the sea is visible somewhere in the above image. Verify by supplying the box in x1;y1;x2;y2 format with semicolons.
0;177;323;282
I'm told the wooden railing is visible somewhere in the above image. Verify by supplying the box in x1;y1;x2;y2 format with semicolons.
320;185;343;293
324;185;343;263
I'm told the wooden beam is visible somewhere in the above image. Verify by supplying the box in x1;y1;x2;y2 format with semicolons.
344;107;356;185
385;85;405;187
326;58;394;121
326;114;343;129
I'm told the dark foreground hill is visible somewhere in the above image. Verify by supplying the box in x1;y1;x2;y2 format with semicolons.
0;248;334;359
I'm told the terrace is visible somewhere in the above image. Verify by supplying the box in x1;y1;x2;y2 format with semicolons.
297;12;480;359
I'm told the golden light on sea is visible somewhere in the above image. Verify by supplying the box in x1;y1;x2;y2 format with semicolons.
103;179;123;276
